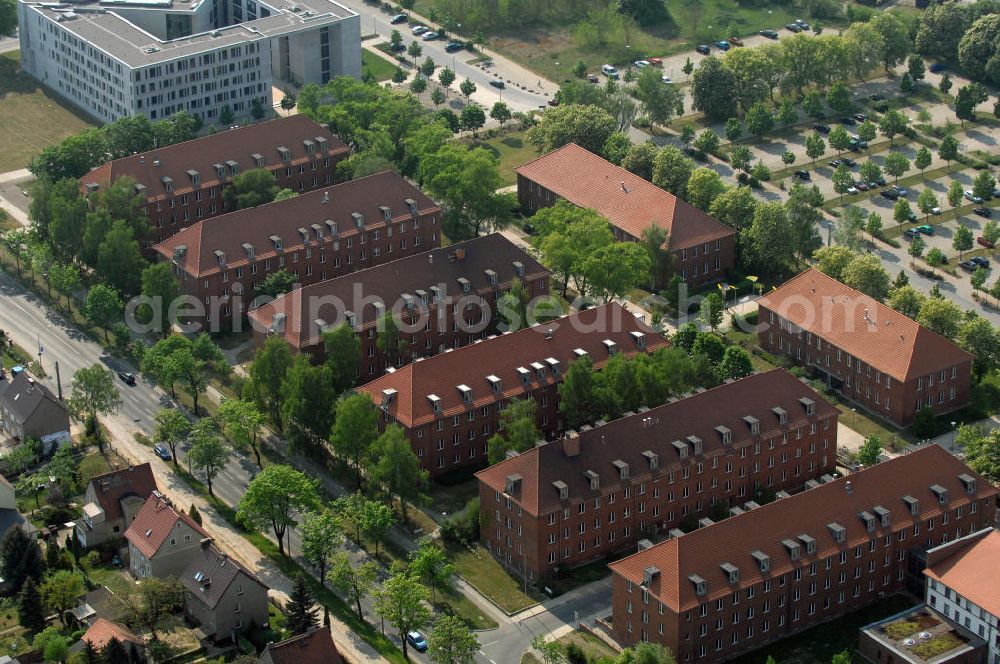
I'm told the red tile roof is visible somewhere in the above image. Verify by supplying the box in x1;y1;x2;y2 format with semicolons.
248;233;549;348
89;463;158;522
83;618;143;649
262;629;345;664
610;445;996;612
477;369;838;515
153;171;439;278
357;303;667;428
125;493;209;560
83;115;348;198
758;269;974;382
925;529;1000;617
516;143;735;250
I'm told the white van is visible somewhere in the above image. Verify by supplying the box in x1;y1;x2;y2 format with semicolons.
601;64;619;79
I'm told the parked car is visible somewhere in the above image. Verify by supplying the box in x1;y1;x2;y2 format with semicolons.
696;44;711;55
829;159;842;168
813;123;830;134
634;60;651;68
881;189;899;201
903;229;920;240
931;206;942;215
794;170;811;181
849;137;868;150
411;25;428;35
728;36;744;47
547;98;559;107
960;259;979;272
978;235;996;248
855;181;870;191
794;18;810;29
389;42;406;52
853;113;868;122
992;188;1000;199
714;40;731;51
421;31;439;41
489;78;505;89
872;176;887;186
445;41;464;53
648;57;663;67
847;186;859;195
917;225;935;235
406;631;429;653
601;64;620;78
390;13;408;24
785;23;802;33
929;63;947;73
892;186;909;197
867;93;885;101
840;117;857;126
842;158;857;168
587;73;599;83
118;371;136;386
759;29;779;39
965;190;983;203
905;211;918;222
661;75;673;84
153;443;172;460
973;207;992;218
972;256;991;268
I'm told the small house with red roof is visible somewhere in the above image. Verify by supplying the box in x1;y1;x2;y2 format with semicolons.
125;492;209;580
77;463;158;549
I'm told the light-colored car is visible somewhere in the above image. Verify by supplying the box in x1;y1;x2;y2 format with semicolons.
411;25;428;35
601;64;619;78
932;206;942;215
421;31;439;41
634;60;650;68
661;75;673;84
965;190;983;203
847;186;858;195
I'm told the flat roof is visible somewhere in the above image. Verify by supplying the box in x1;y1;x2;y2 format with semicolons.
21;0;357;67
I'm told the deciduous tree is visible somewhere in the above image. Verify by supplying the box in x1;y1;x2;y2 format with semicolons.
188;418;230;496
375;567;431;659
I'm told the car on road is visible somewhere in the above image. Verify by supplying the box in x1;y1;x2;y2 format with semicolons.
445;41;464;52
855;181;870;191
853;113;868;122
117;371;136;386
154;443;172;460
714;40;731;51
840;117;856;126
795;18;810;29
489;78;505;89
602;64;620;78
794;170;811;181
634;60;651;68
881;189;899;201
903;229;920;240
965;190;983;203
842;158;857;168
917;225;935;235
759;29;779;39
785;23;802;33
973;207;992;218
390;13;407;24
728;36;744;47
978;235;996;248
406;631;428;653
829;159;842;168
421;31;439;41
696;44;711;55
929;63;947;73
411;25;428;35
847;186;859;195
813;123;830;134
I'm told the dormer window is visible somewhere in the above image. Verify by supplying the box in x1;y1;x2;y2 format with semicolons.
457;277;471;294
828;522;846;543
683;435;701;455
251;153;264;168
161;176;174;193
226;160;239;176
873;505;890;526
417;289;429;305
903;495;920;515
402;294;415;311
380;388;397;408
325;219;337;235
242;243;256;260
187;169;200;186
643;566;659;587
715;426;731;445
689;574;708;596
743;416;760;434
517;367;530;385
783;539;801;561
270;235;283;251
613;459;629;480
379;205;391;221
798;534;816;555
214;250;226;267
303;139;315;155
583;470;599;491
958;474;976;494
545;358;561;376
214;163;225;179
172;244;187;261
574;348;589;360
344;311;357;329
427;394;442;414
513;261;525;277
603;339;618;356
134;183;147;197
404;197;417;213
720;562;739;584
315;136;328;152
487;375;502;393
278;146;291;163
751;550;770;573
630;331;646;349
531;362;546;379
799;397;815;415
311;223;323;241
673;440;689;459
929;484;949;505
298;228;308;244
859;511;876;533
485;269;498;287
772;407;788;424
553;480;569;500
505;474;522;494
457;384;472;404
642;450;659;469
430;286;443;302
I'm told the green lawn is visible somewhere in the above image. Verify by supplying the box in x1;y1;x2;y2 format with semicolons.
448;543;538;614
728;594;919;664
0;51;97;173
362;49;400;82
464;131;540;187
556;631;618;662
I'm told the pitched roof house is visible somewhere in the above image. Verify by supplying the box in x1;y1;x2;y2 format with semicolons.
77;464;158;549
0;372;70;447
179;541;269;641
125;492;209;580
261;629;345;664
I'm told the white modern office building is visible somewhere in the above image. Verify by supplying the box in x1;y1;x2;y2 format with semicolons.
16;0;361;123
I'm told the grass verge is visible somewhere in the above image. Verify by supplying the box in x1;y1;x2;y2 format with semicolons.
447;543;538;614
463;130;540;187
363;49;400;82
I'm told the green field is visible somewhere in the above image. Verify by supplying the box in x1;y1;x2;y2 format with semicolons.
464;131;541;186
0;51;97;173
362;49;400;82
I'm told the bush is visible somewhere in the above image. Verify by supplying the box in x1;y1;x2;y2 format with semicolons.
566;642;588;664
439;497;480;545
42;506;78;526
913;407;936;439
83;551;100;570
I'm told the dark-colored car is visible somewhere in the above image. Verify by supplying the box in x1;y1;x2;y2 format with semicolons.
547;98;559;107
905;211;918;222
842;158;857;168
117;371;136;386
829;159;842;168
444;41;464;53
853;113;868;122
840;117;857;126
929;63;947;73
728;36;744;47
893;185;909;197
390;13;407;23
917;225;935;235
873;176;887;186
855;181;870;191
903;229;920;240
154;443;172;460
696;44;711;55
973;207;992;218
960;259;979;272
389;42;405;52
759;29;779;39
849;137;868;151
794;170;811;181
785;23;802;33
714;40;731;51
406;631;429;653
794;19;810;29
881;189;899;201
587;74;599;83
489;78;505;89
867;94;886;102
972;256;991;268
813;123;830;134
978;235;996;248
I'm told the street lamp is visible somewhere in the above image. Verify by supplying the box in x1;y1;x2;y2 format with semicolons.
950;421;958;452
851;408;857;429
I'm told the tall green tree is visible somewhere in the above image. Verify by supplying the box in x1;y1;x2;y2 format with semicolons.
96;220;145;296
216;398;265;468
419;144;510;239
84;285;124;343
40;570;84;625
409;537;455;607
141;262;180;339
245;335;292;429
17;577;45;633
526;104;617;155
328;552;378;620
0;523;42;595
368;425;428;521
238;465;318;556
301;508;342;588
742;201;794;278
428;615;481;664
690;56;736;122
153;408;190;468
286;574;319;635
281;354;336;453
188;418;230;497
223;168;279;210
68;365;122;449
559;356;596;430
330;392;379;489
375;567;432;659
487;398;540;464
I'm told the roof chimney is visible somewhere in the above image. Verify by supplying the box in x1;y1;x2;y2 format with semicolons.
620;181;627;192
454;247;466;261
428;253;434;264
845;481;853;494
322;191;329;203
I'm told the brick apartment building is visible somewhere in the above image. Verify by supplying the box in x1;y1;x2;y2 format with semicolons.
248;234;550;378
609;445;997;664
758;269;974;427
516;143;736;288
476;369;839;583
356;303;667;478
154;171;440;327
82;115;350;247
